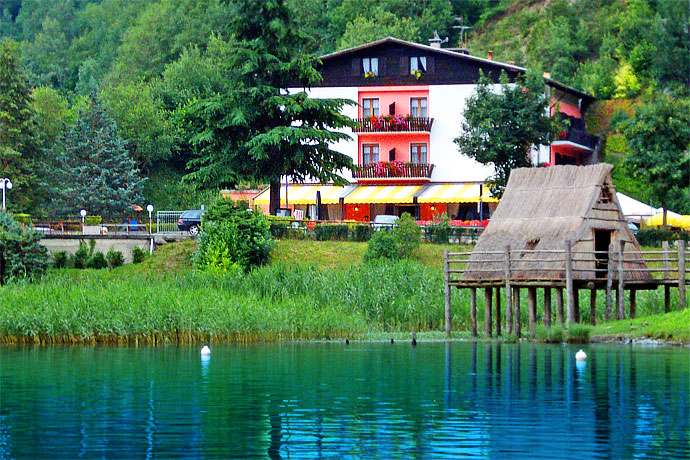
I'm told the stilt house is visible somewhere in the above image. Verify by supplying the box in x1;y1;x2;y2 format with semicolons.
462;164;651;283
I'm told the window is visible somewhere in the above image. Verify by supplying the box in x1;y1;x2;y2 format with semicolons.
410;56;427;73
410;98;427;118
362;57;379;76
410;144;427;164
362;98;379;117
362;144;379;164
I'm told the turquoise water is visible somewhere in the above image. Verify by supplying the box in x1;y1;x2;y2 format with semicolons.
0;342;687;459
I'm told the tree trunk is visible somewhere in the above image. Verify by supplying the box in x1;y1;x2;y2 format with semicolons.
662;206;667;230
269;181;281;215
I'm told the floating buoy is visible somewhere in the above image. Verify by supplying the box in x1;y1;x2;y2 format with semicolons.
575;349;587;361
200;345;211;356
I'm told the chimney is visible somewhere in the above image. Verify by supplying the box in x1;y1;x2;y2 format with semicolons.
487;50;493;60
429;30;442;48
509;60;515;66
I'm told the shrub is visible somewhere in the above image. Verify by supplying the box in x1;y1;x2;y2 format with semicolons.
269;222;289;238
636;229;690;247
132;246;147;264
425;213;454;244
364;230;400;261
0;211;49;284
106;248;124;268
72;241;90;269
352;224;372;242
567;325;591;343
314;224;349;241
86;251;108;269
84;215;102;226
196;197;272;272
13;213;31;225
394;213;421;257
52;251;68;268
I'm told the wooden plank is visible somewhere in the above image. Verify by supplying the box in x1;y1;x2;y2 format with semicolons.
566;240;575;326
555;288;564;326
505;245;512;335
617;240;626;320
470;288;477;337
484;287;492;338
528;287;536;338
495;287;502;337
544;288;552;328
590;289;597;326
444;249;451;338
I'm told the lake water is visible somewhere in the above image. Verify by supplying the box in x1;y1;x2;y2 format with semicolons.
0;342;687;459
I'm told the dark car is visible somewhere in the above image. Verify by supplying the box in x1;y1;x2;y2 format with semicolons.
177;210;204;235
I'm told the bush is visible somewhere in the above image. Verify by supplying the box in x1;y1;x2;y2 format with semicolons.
636;229;690;247
72;241;90;269
106;248;124;268
314;224;349;241
13;213;31;225
352;224;372;242
425;213;454;244
567;325;591;343
86;251;108;269
52;251;68;268
132;246;147;264
394;213;421;257
84;215;102;226
0;211;49;284
195;197;272;272
364;231;399;261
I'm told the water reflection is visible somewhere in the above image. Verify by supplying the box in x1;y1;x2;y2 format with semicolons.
0;343;687;459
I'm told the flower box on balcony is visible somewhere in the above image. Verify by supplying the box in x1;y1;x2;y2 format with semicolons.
354;115;433;133
353;161;435;179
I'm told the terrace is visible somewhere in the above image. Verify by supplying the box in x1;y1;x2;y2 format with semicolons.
354;116;434;133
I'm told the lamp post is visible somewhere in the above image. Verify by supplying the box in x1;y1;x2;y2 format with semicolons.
146;204;154;234
0;178;12;211
80;209;87;234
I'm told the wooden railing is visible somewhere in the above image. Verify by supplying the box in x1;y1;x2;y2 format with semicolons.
354;117;434;133
353;162;434;179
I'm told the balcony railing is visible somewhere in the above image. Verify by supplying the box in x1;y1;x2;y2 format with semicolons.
354;116;434;133
554;128;599;150
353;162;435;179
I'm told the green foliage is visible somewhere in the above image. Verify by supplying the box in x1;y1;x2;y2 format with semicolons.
364;213;421;261
72;241;88;269
52;250;67;268
352;224;372;242
622;97;690;216
47;98;146;218
455;70;560;197
365;230;403;261
0;210;48;283
425;213;454;244
30;86;75;150
566;325;591;344
314;224;349;241
196;197;272;272
106;247;124;268
86;251;107;269
131;246;146;264
636;229;690;247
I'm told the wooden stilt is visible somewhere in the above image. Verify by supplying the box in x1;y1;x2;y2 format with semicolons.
505;246;512;334
484;287;492;338
528;287;537;338
470;288;477;337
444;249;451;338
544;288;552;328
679;242;686;310
590;289;597;326
617;241;626;320
605;243;613;320
565;240;575;326
495;287;501;337
630;289;636;319
573;288;580;323
555;288;564;326
513;287;521;337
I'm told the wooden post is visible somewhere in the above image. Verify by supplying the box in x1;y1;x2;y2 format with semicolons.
605;243;614;320
573;288;580;323
484;288;492;338
544;288;552;328
590;289;597;326
617;240;626;320
662;241;671;313
630;289;636;319
679;242;686;310
495;287;502;337
470;288;477;337
513;287;521;337
505;246;512;335
555;288;564;326
565;240;575;326
528;287;537;338
444;249;451;338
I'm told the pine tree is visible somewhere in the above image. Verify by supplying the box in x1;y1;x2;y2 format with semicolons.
48;98;145;218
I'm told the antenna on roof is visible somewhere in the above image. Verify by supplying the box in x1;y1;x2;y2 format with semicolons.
452;16;472;48
429;30;449;49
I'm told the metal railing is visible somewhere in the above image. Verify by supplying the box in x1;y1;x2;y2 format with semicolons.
156;211;185;233
354;117;434;133
554;128;599;150
353;162;434;179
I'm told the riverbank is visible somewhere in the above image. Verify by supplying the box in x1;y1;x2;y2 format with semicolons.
0;240;687;344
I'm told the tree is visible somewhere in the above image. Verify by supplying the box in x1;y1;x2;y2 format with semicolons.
454;70;560;197
182;0;356;215
622;97;690;226
0;210;48;285
48;98;145;218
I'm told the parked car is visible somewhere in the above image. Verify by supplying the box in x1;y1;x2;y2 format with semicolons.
177;210;204;235
372;214;399;231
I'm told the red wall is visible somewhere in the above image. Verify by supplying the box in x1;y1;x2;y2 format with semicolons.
359;86;429;117
420;203;447;221
358;133;430;163
551;99;580;118
345;203;371;222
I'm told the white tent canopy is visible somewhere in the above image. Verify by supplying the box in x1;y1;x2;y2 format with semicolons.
616;192;681;223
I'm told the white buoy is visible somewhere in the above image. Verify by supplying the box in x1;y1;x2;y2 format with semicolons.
575;349;587;361
200;345;211;356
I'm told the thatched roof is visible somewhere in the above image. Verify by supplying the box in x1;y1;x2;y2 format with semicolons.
462;164;650;282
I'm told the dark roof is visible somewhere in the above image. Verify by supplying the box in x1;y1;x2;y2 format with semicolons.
320;37;595;104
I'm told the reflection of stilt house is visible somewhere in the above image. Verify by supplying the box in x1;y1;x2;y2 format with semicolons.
444;164;687;338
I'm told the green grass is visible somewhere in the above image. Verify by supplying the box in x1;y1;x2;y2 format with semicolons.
591;309;690;342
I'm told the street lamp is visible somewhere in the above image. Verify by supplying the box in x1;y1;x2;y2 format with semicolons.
80;209;87;234
0;178;12;211
146;204;154;234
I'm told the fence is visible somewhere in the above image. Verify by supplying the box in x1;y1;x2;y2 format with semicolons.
156;211;185;233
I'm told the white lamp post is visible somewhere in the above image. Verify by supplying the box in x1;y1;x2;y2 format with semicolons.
80;209;87;234
146;204;154;234
0;178;12;211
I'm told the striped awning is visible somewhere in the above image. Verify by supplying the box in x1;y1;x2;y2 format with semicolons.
343;185;424;204
417;183;498;203
253;184;351;205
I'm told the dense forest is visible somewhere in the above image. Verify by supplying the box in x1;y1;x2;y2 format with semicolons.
0;0;688;214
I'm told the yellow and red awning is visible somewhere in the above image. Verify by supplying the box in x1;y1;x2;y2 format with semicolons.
416;183;497;203
253;185;351;205
343;185;423;204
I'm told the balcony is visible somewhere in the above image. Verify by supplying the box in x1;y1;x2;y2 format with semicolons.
553;128;599;150
354;116;434;133
353;161;435;180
